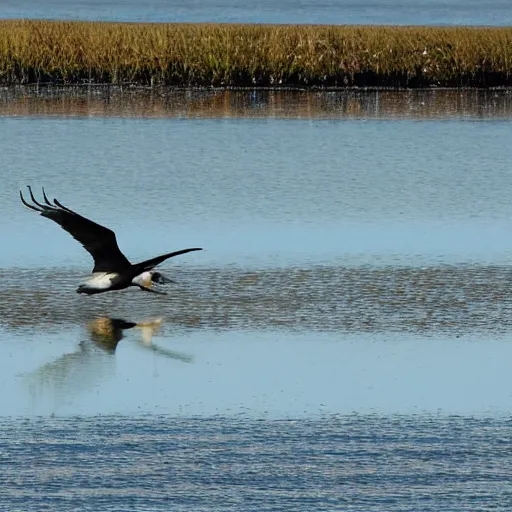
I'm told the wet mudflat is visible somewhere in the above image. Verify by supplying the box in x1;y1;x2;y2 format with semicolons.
1;265;512;334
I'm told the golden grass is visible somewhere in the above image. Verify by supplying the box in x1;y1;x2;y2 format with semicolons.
1;20;512;87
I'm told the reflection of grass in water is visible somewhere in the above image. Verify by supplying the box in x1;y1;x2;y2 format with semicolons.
1;20;512;87
2;89;512;120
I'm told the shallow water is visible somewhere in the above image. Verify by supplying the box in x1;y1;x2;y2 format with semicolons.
2;415;512;511
2;90;512;509
3;326;512;418
1;265;512;334
1;0;511;25
3;102;512;269
3;89;512;120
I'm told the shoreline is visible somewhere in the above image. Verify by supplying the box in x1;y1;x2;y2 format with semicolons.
4;83;512;90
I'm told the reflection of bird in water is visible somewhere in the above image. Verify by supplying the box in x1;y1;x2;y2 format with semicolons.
135;317;164;344
20;186;202;295
87;317;192;362
25;316;193;402
88;317;138;352
87;316;164;352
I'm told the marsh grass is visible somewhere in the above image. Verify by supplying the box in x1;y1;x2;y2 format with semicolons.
1;20;512;87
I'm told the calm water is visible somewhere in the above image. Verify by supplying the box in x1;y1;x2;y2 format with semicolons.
1;0;511;25
2;90;512;510
3;88;512;120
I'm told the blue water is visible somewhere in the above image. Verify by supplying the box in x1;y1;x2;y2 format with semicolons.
2;91;512;510
2;0;512;508
2;116;512;268
2;415;511;511
1;0;511;25
2;328;512;417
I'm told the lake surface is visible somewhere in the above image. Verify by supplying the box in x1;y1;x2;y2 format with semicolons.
2;415;512;511
2;89;512;510
1;0;511;26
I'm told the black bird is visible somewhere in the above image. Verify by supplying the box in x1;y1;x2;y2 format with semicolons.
20;186;202;295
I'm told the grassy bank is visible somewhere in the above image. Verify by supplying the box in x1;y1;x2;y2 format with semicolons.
1;20;512;88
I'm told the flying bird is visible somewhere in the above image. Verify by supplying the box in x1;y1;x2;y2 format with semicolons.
20;186;202;295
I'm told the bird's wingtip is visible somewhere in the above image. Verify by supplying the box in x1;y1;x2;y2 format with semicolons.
19;187;38;211
42;187;52;206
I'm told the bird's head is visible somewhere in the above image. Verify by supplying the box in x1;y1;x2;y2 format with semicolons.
137;271;154;288
151;271;175;285
135;271;175;288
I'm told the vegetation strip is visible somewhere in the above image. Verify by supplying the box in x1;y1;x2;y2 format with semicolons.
1;20;512;88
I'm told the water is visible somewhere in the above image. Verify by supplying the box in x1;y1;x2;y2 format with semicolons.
3;93;512;269
2;89;512;510
3;88;512;120
1;0;511;25
2;415;511;511
3;327;512;417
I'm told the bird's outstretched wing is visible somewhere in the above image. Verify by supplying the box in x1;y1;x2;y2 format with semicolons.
20;186;131;273
131;247;203;276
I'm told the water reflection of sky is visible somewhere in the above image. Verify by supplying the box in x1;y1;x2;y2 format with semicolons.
1;97;512;421
2;116;512;268
2;326;511;418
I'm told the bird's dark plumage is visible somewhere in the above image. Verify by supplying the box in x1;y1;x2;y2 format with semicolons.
20;186;203;294
20;185;131;273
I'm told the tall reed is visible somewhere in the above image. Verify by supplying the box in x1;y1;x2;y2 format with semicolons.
1;20;512;87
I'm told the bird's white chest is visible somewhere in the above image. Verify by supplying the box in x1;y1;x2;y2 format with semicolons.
82;272;119;290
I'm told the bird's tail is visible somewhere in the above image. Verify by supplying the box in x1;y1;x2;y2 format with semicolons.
131;248;202;277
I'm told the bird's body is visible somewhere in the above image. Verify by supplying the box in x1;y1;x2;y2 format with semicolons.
78;270;168;294
20;186;202;295
78;271;125;294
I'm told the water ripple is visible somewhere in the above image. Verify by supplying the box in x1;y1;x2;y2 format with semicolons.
0;414;511;511
1;265;512;335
